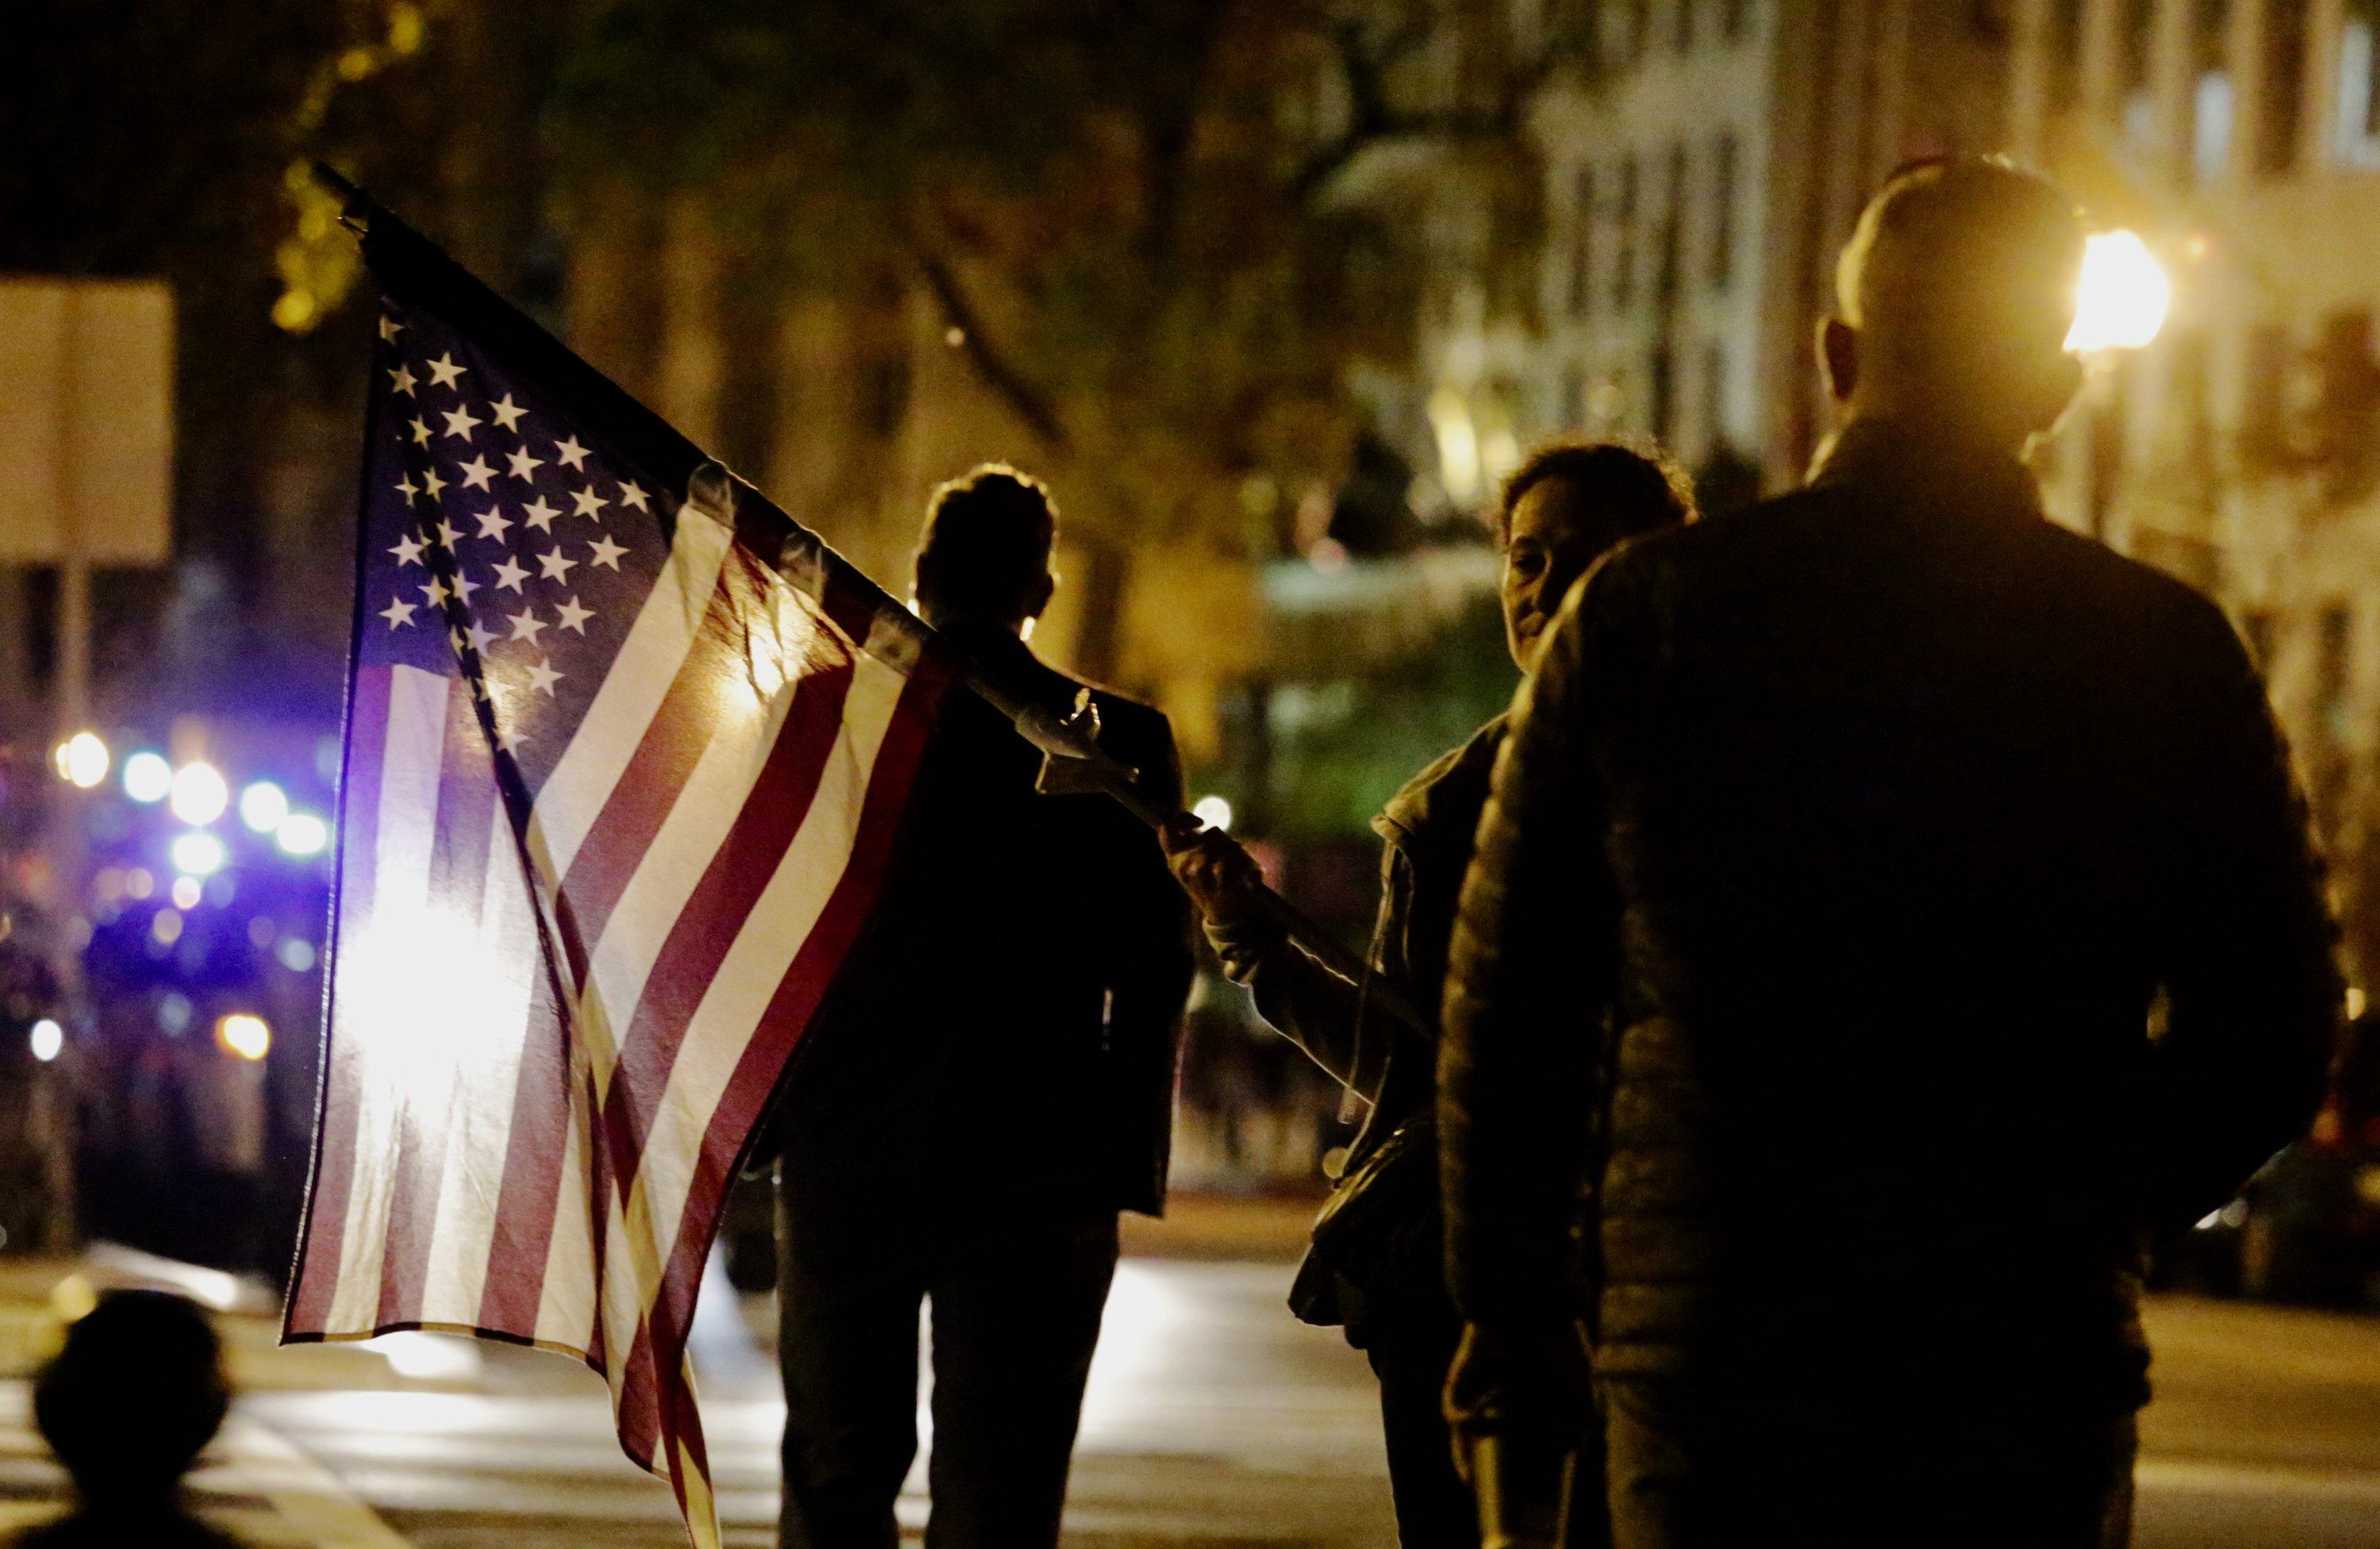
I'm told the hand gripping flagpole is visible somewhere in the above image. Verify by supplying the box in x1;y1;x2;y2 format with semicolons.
310;163;1425;1037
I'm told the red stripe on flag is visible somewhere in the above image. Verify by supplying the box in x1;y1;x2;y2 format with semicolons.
550;574;750;985
596;660;856;1197
614;659;946;1465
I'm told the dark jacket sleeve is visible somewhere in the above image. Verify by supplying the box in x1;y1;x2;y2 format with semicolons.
1206;845;1400;1091
1105;704;1199;1214
1438;575;1623;1327
2143;600;2343;1227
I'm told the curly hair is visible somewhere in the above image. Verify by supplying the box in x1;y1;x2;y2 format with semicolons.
913;463;1058;621
1491;436;1697;548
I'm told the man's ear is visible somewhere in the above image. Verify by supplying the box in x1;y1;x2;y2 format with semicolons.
1818;317;1860;406
1022;570;1057;623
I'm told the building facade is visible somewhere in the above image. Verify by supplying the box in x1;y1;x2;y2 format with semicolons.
1411;0;2016;507
2019;0;2380;985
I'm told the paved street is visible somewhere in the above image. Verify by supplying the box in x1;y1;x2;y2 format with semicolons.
217;1201;2380;1549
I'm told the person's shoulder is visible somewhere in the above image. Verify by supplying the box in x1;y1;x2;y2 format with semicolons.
1377;714;1506;844
2028;521;2244;651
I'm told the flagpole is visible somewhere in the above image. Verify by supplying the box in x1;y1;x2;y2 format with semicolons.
310;163;1424;1037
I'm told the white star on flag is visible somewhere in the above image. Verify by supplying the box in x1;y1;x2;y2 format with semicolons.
459;456;497;491
522;497;560;532
571;487;609;521
492;556;529;593
390;532;424;567
554;595;593;634
453;570;482;604
537;548;578;582
554;436;589;471
443;405;484;440
395;474;420;506
588;535;628;571
466;621;500;655
388;363;417;396
420;577;451;606
378;314;405;343
507;608;548;646
434;517;463;548
619;481;650;512
488;394;528;432
523;657;562;696
409;417;433;446
426;352;469;389
420;467;449;501
379;596;417;629
506;447;546;482
494;719;528;752
475;506;513;543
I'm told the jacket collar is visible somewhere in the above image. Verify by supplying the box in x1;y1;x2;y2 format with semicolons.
1805;415;2048;526
1373;715;1506;855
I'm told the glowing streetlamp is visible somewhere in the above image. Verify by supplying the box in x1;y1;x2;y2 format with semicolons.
216;1013;272;1061
2066;230;2171;354
52;732;109;789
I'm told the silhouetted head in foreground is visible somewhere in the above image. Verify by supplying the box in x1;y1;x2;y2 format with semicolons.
1495;438;1695;667
1820;156;2087;458
28;1290;237;1545
913;463;1058;636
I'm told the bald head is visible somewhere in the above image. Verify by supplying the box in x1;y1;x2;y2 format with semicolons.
1822;157;2087;450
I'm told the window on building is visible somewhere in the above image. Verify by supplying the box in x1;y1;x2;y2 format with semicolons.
2167;328;2211;470
1722;0;1750;42
2046;0;2086;117
1615;155;1640;309
1650;340;1676;442
1710;133;1737;291
1702;341;1728;449
2240;608;2276;670
2195;1;2234;181
1570;166;1597;317
2319;604;2355;743
2337;1;2380;167
2256;0;2309;176
1656;143;1686;310
2241;322;2294;465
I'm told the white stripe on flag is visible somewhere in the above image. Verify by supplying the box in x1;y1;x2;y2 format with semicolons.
622;653;908;1271
527;507;735;884
326;665;454;1332
533;1094;599;1352
413;798;543;1328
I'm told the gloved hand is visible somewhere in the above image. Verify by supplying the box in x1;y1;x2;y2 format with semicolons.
1157;813;1269;932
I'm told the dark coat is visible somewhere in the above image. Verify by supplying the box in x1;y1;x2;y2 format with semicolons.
770;625;1196;1217
1440;419;2342;1408
1210;717;1503;1325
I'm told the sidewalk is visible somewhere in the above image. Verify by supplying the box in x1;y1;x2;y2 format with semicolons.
0;1247;413;1547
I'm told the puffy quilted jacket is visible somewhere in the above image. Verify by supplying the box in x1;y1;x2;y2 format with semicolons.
1439;419;2340;1407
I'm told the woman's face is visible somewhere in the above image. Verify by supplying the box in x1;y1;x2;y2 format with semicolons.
1501;478;1630;669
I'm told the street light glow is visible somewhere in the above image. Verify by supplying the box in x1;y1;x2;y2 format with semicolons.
239;781;290;833
169;762;230;826
29;1020;62;1063
1191;794;1234;832
216;1013;271;1061
2067;229;2170;353
171;831;227;878
123;751;172;803
53;732;109;789
277;812;331;857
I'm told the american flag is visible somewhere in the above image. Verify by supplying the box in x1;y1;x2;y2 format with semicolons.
283;211;950;1547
